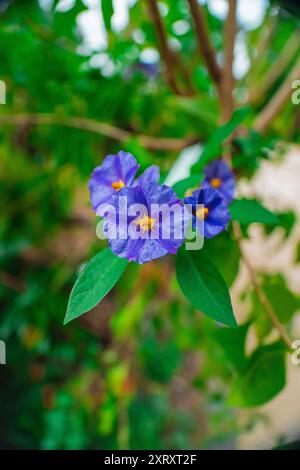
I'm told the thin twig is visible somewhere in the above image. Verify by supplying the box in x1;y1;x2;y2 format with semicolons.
221;0;237;163
249;30;300;104
0;270;26;293
244;13;277;86
221;0;237;122
0;113;197;151
233;222;292;349
187;0;222;87
146;0;183;95
253;56;300;133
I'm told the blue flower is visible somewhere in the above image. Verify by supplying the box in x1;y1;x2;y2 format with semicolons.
203;159;235;203
134;165;160;187
184;186;231;239
103;183;188;264
89;151;160;214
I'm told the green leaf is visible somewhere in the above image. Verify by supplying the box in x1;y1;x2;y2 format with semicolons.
176;248;237;328
262;275;300;324
251;276;300;337
102;0;114;32
232;130;277;176
230;198;279;225
172;174;203;199
64;249;127;325
214;322;250;373
229;342;286;407
274;440;300;450
53;0;87;38
264;210;296;239
204;232;239;287
191;107;250;173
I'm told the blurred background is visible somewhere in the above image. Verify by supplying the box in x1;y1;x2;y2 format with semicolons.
0;0;300;450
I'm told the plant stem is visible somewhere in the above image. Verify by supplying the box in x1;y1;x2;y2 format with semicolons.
253;56;300;133
146;0;184;95
249;29;300;104
233;222;292;349
0;113;197;151
187;0;223;88
221;0;237;122
0;270;26;293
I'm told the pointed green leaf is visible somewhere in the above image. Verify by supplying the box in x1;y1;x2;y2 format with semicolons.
176;248;237;328
251;275;300;341
64;249;127;325
102;0;114;32
230;198;279;225
229;342;286;407
172;174;203;198
265;210;296;238
204;233;240;287
192;107;250;173
214;322;250;373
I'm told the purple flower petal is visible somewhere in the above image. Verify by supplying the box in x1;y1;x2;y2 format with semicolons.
89;151;139;214
135;165;160;186
203;159;235;203
138;239;168;264
184;186;231;239
116;151;140;184
103;183;187;264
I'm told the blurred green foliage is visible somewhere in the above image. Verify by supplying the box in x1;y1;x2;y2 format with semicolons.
0;0;300;450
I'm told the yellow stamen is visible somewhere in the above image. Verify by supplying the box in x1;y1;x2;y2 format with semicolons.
134;214;156;233
196;207;209;220
210;178;222;188
111;179;125;191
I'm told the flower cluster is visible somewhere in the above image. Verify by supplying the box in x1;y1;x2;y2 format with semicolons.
89;152;235;264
